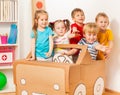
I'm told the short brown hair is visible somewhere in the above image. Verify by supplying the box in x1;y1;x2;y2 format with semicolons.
71;8;84;18
95;12;109;23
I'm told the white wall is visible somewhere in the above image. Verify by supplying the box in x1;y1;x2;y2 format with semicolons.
19;0;32;58
20;0;120;92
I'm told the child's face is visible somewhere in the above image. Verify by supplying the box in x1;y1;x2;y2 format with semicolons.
96;16;109;31
37;14;48;29
73;11;85;24
84;32;97;43
54;22;66;36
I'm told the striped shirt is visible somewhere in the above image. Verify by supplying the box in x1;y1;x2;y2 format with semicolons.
78;38;99;60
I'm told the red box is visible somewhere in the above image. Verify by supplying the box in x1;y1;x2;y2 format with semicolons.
0;46;15;66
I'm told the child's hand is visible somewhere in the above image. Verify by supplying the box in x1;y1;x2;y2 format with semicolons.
97;44;109;52
104;48;112;59
30;57;35;60
61;49;77;56
75;33;81;37
53;34;58;38
102;46;109;52
61;51;66;55
105;48;111;54
46;52;51;57
72;30;79;33
69;32;81;38
59;50;69;55
26;57;35;61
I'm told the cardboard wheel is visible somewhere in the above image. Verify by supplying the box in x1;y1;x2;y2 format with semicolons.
53;53;73;64
74;84;86;95
94;77;104;95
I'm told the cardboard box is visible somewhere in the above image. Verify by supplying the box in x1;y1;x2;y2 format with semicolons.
13;44;105;95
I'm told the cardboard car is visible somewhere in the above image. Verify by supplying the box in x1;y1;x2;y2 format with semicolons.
13;44;105;95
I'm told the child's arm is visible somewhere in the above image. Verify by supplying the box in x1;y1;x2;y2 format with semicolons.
63;48;78;56
46;35;54;57
68;33;76;39
105;40;113;58
108;40;113;51
95;43;108;52
26;38;36;60
52;32;58;39
30;38;36;60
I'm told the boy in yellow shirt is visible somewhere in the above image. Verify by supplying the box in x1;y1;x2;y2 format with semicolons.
95;12;114;60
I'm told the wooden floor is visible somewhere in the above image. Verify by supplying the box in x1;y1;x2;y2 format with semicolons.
0;93;15;95
0;91;120;95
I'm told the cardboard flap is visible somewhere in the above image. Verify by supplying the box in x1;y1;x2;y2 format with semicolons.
26;44;92;64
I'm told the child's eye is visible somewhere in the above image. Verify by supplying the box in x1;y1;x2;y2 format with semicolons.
57;27;60;30
93;34;97;36
100;21;103;23
61;26;65;29
88;33;91;36
104;21;108;24
40;19;44;21
45;19;48;21
81;13;84;16
76;14;80;17
56;27;60;30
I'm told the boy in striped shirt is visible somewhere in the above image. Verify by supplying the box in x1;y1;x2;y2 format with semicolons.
78;22;108;60
65;22;108;60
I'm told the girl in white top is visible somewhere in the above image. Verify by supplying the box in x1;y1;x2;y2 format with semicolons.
49;19;75;55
